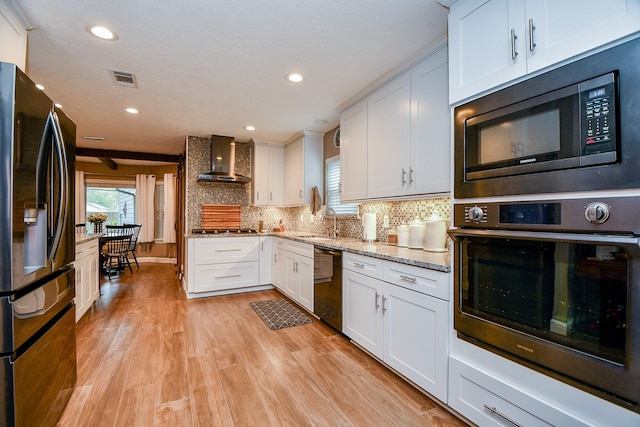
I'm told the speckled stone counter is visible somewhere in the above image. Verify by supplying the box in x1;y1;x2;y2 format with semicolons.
75;233;102;244
272;231;450;273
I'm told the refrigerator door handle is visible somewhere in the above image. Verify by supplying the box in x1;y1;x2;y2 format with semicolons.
50;111;69;263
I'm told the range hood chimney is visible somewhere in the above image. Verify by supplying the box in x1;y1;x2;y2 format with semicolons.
198;135;251;183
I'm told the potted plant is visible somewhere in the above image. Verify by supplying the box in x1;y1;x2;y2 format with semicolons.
87;213;108;233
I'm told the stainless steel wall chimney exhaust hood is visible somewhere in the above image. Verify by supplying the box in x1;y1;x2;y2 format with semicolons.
198;135;251;183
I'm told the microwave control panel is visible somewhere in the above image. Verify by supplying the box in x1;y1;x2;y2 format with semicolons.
580;73;617;155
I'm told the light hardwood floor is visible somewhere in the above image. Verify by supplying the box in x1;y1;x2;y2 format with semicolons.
58;263;468;427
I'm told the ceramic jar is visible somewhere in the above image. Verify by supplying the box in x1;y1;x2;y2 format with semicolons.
397;224;409;247
408;217;426;249
424;211;447;252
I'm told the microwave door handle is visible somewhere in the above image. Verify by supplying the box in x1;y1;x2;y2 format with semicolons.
448;228;640;247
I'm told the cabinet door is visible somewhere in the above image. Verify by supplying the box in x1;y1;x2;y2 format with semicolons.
296;255;314;312
259;236;272;285
448;0;526;103
343;269;384;358
268;146;285;206
273;246;286;291
89;251;100;302
367;72;411;199
284;138;304;205
253;144;270;206
283;252;298;299
0;2;28;71
384;284;448;402
74;261;85;321
525;0;640;73
340;99;368;202
410;48;451;195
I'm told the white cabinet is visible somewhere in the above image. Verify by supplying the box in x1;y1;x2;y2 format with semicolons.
272;238;286;292
273;238;314;312
340;47;450;201
448;356;592;427
258;236;272;285
283;131;323;206
448;0;640;103
343;252;449;402
253;143;284;206
339;99;368;202
0;2;28;71
75;238;100;322
187;237;260;295
367;72;411;199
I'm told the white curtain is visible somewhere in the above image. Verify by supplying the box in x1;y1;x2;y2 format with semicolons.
163;173;177;243
135;174;156;243
75;170;86;224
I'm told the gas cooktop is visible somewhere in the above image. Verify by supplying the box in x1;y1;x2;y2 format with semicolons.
191;228;258;235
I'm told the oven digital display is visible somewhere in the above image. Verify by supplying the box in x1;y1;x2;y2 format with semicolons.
499;203;561;225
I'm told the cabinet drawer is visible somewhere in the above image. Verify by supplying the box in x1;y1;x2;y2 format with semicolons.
383;261;449;300
283;239;313;259
193;261;259;293
194;237;259;264
449;356;589;427
343;252;384;278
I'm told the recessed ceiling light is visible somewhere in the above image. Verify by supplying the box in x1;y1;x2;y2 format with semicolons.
313;119;328;124
124;107;139;114
35;83;45;90
86;25;118;41
244;125;255;131
83;136;105;141
55;103;63;108
285;73;303;83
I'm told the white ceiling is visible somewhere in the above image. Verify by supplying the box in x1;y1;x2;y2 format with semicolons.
14;0;449;156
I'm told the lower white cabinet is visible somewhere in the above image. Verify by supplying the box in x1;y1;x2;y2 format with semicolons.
343;252;449;402
448;356;591;427
75;238;100;321
273;237;314;312
187;236;260;295
258;236;272;285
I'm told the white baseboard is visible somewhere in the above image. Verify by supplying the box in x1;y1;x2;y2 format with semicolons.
137;257;176;264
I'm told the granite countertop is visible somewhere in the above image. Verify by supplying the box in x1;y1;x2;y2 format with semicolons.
75;233;102;244
187;230;450;272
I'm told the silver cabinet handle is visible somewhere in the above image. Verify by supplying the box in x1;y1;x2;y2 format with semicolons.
528;18;536;51
353;261;365;268
256;190;260;202
483;404;523;427
400;274;417;283
510;29;518;60
261;242;263;251
299;189;303;198
215;274;242;279
375;291;380;309
215;248;242;252
269;191;273;201
381;295;387;313
401;168;407;185
409;167;414;185
339;182;342;193
274;253;277;262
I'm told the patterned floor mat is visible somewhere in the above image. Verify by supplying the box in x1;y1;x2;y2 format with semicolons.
249;298;313;330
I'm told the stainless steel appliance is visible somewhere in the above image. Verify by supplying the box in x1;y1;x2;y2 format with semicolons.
313;247;342;331
0;62;77;426
197;135;251;183
448;196;640;413
454;36;640;198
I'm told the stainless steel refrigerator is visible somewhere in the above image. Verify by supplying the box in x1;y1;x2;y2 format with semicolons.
0;62;77;426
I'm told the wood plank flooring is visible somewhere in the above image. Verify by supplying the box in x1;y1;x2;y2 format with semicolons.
57;263;468;427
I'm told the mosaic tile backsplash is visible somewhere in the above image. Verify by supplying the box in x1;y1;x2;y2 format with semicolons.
186;135;451;241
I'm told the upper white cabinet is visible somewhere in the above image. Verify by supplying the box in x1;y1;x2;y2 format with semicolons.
448;0;640;103
283;131;323;206
253;142;284;206
340;46;450;202
0;1;28;71
339;100;368;201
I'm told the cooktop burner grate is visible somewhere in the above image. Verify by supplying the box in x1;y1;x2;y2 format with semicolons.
191;228;258;235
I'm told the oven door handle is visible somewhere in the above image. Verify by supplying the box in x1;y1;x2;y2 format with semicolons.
447;228;640;247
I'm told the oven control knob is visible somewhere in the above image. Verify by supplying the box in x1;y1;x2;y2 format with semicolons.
468;206;484;222
585;202;610;224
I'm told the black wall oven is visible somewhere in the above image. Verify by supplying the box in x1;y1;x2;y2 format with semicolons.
448;197;640;413
454;36;640;198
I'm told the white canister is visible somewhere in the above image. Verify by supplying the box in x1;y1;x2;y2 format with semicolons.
397;224;409;247
408;217;426;249
424;211;447;252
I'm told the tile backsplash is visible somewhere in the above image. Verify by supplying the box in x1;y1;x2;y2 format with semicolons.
186;135;450;241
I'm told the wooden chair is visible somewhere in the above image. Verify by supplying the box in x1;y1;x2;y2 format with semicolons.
103;225;135;277
123;223;142;268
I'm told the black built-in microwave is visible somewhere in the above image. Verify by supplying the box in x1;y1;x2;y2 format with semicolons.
454;36;640;198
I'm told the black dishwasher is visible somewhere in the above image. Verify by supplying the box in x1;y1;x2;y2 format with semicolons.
313;247;342;331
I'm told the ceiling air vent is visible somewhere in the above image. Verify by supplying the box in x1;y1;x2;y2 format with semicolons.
109;69;138;88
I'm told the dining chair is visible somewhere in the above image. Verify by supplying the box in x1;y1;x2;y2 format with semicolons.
123;223;142;268
103;225;135;276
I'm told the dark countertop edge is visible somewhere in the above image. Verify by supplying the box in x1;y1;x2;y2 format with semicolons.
186;231;451;273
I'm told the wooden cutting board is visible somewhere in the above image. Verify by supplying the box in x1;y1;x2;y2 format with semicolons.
202;204;241;229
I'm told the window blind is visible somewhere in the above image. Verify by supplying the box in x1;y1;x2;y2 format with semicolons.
326;156;358;216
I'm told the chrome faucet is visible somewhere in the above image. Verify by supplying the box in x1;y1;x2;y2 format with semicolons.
322;207;338;239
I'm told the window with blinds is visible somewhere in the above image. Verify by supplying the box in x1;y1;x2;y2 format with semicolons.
326;155;358;216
